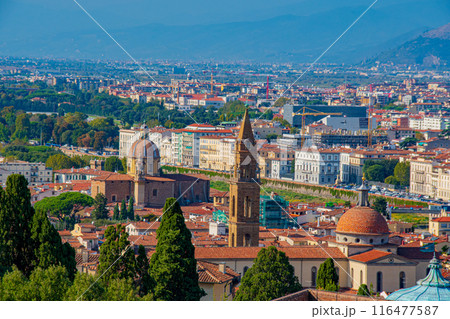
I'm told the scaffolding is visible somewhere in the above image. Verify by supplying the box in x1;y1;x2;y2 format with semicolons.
259;194;292;229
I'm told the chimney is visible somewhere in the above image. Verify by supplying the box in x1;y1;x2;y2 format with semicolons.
218;262;226;274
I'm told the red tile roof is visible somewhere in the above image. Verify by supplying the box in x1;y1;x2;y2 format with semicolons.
194;247;346;260
349;250;392;263
197;260;240;284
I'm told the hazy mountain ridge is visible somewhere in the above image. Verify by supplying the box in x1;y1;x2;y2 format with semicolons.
372;23;450;67
0;0;449;64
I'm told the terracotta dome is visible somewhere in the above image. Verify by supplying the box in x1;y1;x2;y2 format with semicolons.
336;206;389;235
128;139;160;159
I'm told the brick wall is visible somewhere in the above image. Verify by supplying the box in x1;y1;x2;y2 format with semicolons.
273;289;384;301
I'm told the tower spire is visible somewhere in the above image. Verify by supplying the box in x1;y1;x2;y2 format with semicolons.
238;108;255;142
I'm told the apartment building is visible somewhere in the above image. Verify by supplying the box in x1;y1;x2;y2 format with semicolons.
119;125;172;161
199;136;236;172
294;147;340;185
259;144;295;179
171;124;232;167
0;161;52;186
119;126;147;158
410;157;450;201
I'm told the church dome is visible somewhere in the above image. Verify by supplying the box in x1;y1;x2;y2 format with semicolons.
128;139;160;160
336;206;389;235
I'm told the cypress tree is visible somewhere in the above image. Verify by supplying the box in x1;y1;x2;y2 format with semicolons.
98;224;136;283
135;245;152;297
113;203;120;220
31;209;76;281
120;199;127;220
0;174;36;276
92;193;108;220
316;258;339;291
127;197;135;221
357;283;370;296
149;198;205;301
234;246;302;301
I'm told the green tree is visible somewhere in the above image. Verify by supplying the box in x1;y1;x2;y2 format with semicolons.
113;203;120;220
92;193;108;220
98;225;136;284
384;176;399;186
399;137;418;149
120;199;128;220
365;164;385;182
273;97;290;108
105;156;124;172
105;278;138;301
372;197;388;219
149;198;205;301
93;131;107;150
363;159;398;182
135;245;153;297
0;174;36;276
0;267;30;300
65;273;105;301
12;113;30;140
344;200;351;208
71;155;88;168
394;162;410;186
234;246;302;301
27;266;70;301
45;154;74;170
128;196;135;221
265;133;279;142
31;209;77;280
316;258;339;291
357;284;371;296
121;157;127;173
34;192;94;218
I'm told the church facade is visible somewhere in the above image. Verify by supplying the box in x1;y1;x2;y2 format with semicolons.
91;138;209;207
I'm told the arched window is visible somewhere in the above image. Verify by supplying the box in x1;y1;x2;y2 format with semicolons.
399;272;406;289
244;196;248;217
351;268;354;287
243;266;249;275
311;267;317;287
377;271;383;292
232;196;235;217
360;270;363;285
244;234;251;247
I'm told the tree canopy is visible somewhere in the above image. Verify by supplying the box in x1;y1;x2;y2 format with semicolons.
234;246;302;301
371;197;389;219
92;193;109;220
97;224;136;284
316;258;339;292
149;197;205;301
104;156;124;172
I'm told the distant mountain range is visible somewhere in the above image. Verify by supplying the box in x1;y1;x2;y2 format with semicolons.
0;0;449;65
370;23;450;67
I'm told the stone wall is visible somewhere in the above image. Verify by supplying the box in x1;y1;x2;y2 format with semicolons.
163;165;428;207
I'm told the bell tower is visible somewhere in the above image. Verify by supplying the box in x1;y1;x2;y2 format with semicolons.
228;108;260;247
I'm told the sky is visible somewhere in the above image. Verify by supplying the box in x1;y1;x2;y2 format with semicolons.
0;0;449;61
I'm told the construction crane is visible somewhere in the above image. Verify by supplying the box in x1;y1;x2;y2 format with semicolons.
367;84;374;148
293;106;342;148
